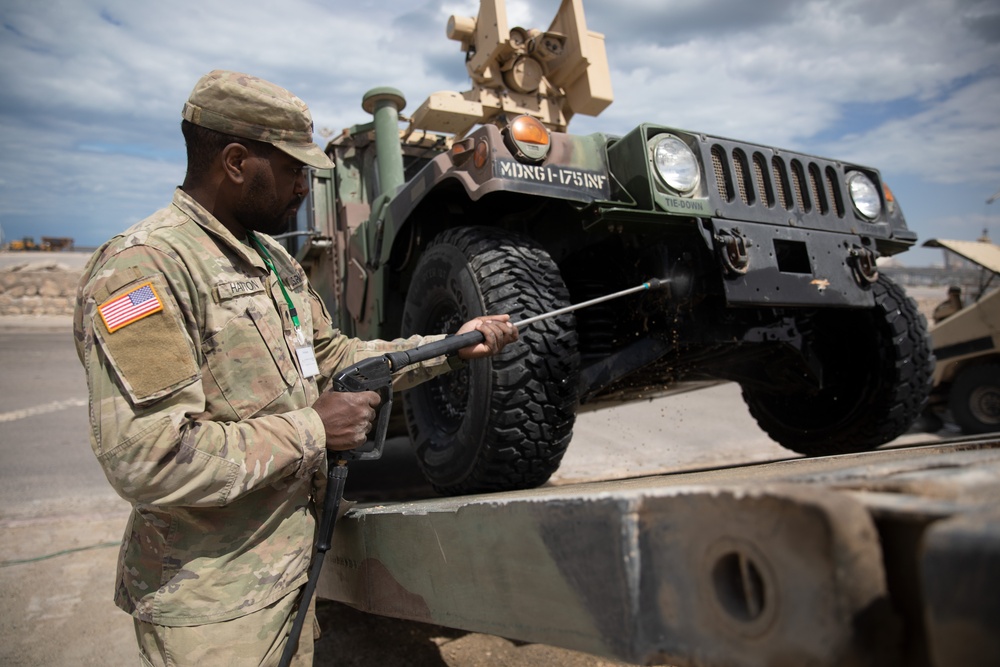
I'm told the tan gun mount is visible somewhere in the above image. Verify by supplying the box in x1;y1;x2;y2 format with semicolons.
408;0;613;138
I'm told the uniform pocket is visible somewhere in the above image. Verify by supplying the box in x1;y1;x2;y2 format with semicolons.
204;303;294;419
92;274;200;405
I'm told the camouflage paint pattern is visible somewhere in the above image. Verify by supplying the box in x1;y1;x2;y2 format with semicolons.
317;439;1000;666
74;187;452;626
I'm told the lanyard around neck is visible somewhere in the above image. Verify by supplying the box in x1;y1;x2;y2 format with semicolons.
246;231;301;334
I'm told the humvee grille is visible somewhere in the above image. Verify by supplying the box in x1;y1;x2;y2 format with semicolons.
711;145;730;201
772;157;791;209
826;166;845;217
733;149;751;205
753;153;774;208
711;144;848;221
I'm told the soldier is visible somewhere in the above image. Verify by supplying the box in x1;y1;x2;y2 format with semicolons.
73;70;517;666
933;285;964;323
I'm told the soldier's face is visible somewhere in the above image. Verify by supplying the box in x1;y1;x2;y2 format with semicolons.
235;150;308;236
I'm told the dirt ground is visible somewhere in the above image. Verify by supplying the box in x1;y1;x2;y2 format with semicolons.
0;491;655;667
314;602;649;667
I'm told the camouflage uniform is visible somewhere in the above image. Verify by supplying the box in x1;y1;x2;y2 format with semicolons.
133;590;317;667
74;189;455;659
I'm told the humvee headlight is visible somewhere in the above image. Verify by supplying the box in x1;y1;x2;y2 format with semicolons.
506;115;550;162
847;171;882;220
650;134;700;194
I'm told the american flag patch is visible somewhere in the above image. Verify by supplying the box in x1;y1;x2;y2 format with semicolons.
99;282;164;333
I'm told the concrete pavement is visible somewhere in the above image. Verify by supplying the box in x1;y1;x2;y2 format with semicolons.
1;497;134;666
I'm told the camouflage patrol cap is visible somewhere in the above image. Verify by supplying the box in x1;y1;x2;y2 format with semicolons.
182;70;334;169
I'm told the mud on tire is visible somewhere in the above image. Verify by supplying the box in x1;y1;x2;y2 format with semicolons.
401;226;580;495
741;274;934;456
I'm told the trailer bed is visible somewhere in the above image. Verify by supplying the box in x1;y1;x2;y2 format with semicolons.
318;437;1000;667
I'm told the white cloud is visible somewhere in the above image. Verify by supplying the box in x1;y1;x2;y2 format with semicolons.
827;75;1000;185
0;0;998;252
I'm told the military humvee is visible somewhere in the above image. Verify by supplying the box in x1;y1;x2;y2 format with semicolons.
286;0;933;495
923;238;1000;434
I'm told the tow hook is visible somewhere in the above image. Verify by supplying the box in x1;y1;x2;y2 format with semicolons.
716;228;750;275
849;245;879;285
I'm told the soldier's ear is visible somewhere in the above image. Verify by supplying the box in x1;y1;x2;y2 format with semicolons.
221;143;250;185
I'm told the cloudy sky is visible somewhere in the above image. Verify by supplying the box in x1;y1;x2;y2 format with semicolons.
1;0;998;265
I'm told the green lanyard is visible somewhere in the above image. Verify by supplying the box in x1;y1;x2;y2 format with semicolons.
247;231;302;335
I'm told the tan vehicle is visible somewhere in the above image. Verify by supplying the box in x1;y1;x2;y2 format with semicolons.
924;238;1000;433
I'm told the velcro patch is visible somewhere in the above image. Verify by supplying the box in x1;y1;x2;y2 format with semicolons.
99;282;164;333
94;275;199;402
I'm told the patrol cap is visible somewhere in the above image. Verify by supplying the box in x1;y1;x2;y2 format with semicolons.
182;70;334;170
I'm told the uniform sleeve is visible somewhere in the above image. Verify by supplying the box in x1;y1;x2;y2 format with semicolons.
77;245;326;509
305;283;459;392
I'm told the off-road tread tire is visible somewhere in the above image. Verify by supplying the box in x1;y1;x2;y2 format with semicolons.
402;226;580;495
949;363;1000;434
742;274;934;455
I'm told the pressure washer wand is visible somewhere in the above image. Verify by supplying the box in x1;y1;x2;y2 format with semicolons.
513;278;667;329
382;277;669;369
280;277;668;665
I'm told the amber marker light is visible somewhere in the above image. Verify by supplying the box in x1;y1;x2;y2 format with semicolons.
882;182;897;214
474;140;490;169
882;182;895;203
506;115;551;162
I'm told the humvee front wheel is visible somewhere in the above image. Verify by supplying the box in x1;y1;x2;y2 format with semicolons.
741;274;934;456
401;227;580;495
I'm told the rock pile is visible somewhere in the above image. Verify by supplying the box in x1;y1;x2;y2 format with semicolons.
0;258;943;322
0;262;81;316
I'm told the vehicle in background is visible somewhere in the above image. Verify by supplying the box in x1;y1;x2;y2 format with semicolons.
3;236;74;252
923;238;1000;434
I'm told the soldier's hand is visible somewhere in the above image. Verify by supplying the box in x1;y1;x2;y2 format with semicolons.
455;314;519;360
311;390;381;451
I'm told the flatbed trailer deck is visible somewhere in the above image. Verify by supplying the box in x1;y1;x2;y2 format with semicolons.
318;437;1000;667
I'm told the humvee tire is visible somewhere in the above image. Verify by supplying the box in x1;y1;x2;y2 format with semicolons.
741;274;934;455
401;227;580;495
949;363;1000;434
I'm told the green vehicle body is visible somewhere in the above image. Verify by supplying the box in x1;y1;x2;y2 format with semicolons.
287;0;933;495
